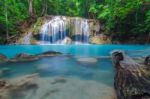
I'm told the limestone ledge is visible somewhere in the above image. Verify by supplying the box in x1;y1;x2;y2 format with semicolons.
16;16;107;44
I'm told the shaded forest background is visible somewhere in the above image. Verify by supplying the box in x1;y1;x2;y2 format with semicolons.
0;0;150;44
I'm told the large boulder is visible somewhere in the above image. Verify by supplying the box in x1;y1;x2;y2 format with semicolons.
88;20;100;36
144;55;150;66
90;34;111;44
61;37;72;44
111;51;150;99
38;51;62;57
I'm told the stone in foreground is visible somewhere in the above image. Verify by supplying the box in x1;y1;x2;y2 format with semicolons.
111;50;150;99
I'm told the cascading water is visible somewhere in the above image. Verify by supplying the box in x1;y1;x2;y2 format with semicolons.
22;32;32;44
40;16;67;44
39;16;90;44
73;18;90;44
20;16;92;45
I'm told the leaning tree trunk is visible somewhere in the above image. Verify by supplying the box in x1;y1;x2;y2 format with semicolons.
111;50;150;99
4;0;9;41
28;0;34;17
26;0;36;26
41;0;48;16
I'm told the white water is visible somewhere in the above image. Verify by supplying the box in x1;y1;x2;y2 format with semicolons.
22;32;32;44
39;16;90;44
21;16;90;45
73;18;90;44
40;16;67;44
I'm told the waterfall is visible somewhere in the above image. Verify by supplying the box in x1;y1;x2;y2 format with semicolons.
73;18;90;44
22;32;32;44
39;16;90;44
40;16;67;44
19;16;92;45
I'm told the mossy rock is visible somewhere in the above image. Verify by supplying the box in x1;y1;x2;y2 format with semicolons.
32;17;45;34
0;54;7;63
38;51;63;57
10;53;39;62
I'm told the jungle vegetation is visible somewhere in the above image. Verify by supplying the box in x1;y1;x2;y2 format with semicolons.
0;0;150;43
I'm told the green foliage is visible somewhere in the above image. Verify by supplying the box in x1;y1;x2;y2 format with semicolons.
145;10;150;32
0;0;28;36
32;17;44;34
88;0;150;40
0;0;150;43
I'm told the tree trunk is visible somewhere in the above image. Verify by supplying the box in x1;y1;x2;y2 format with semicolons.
111;50;150;99
41;0;47;16
4;0;9;41
26;0;36;26
147;32;150;43
28;0;33;17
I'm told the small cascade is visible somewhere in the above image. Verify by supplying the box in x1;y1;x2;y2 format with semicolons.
40;16;67;44
73;18;90;44
20;16;95;45
22;32;32;44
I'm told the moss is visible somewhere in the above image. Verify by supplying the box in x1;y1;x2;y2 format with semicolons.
32;17;44;34
0;59;3;62
0;58;5;63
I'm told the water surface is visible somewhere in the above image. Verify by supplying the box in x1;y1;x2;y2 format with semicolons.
0;45;149;99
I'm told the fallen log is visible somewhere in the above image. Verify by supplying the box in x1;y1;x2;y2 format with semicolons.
111;50;150;99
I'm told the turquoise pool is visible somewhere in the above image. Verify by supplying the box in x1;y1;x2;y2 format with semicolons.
0;44;149;58
0;45;149;99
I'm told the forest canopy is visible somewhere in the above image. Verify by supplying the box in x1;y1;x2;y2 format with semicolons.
0;0;150;43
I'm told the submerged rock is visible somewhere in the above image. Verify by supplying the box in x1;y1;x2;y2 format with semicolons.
0;68;12;77
133;57;144;64
10;53;39;62
76;57;98;65
0;74;39;99
0;73;116;99
0;71;3;77
37;64;52;72
39;51;62;57
15;53;33;58
8;51;63;63
50;78;67;84
0;80;7;88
